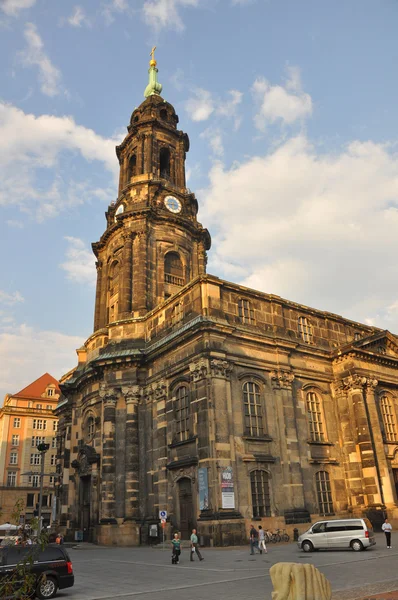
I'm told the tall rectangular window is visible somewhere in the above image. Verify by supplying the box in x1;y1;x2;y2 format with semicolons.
37;404;42;410
9;452;18;465
29;475;40;488
51;437;57;449
238;299;254;324
175;386;190;442
26;493;35;508
243;382;264;437
53;421;58;432
32;436;45;447
13;418;21;428
298;316;313;343
30;453;41;466
12;434;19;446
306;392;325;442
250;470;271;517
316;471;334;515
381;396;397;442
33;419;47;430
7;471;17;487
50;454;56;466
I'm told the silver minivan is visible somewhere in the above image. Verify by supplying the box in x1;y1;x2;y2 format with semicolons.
298;518;376;552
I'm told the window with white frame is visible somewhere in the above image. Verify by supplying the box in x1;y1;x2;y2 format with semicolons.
250;470;271;517
53;421;58;432
243;381;264;437
49;476;54;485
12;434;19;446
51;437;57;449
9;452;18;465
13;417;21;428
33;419;47;430
306;391;325;442
175;385;190;442
30;453;41;466
316;471;334;515
32;436;45;447
46;405;52;410
47;389;54;397
37;404;42;409
7;471;17;487
380;396;398;442
298;316;313;343
238;298;254;324
50;454;56;466
29;475;40;488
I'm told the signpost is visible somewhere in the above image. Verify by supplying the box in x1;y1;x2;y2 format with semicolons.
159;510;167;549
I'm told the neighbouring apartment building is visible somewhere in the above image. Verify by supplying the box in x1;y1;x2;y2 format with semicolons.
55;55;398;546
0;373;59;526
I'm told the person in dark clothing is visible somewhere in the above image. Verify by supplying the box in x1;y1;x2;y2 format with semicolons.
249;524;260;555
190;529;203;561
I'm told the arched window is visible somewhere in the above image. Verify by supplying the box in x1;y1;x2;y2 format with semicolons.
306;391;325;442
380;396;397;442
159;147;171;179
108;261;119;321
175;386;190;442
315;471;334;515
114;204;124;222
250;470;271;517
85;416;95;442
243;381;264;437
298;316;313;343
238;299;254;324
164;252;184;287
128;154;137;180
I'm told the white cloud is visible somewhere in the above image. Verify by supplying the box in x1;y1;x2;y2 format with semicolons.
216;89;243;130
0;102;120;219
0;323;84;402
142;0;199;32
67;5;91;27
252;66;312;131
200;127;224;157
0;0;36;16
185;88;215;122
201;135;398;333
102;0;130;24
19;23;62;97
60;237;96;285
0;290;24;305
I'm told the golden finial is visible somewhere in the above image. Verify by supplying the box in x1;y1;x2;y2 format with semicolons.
149;46;157;67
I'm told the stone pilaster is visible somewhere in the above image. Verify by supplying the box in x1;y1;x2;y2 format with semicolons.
93;260;103;331
123;385;141;520
153;380;168;514
132;230;147;315
270;370;305;509
119;233;134;317
100;386;117;523
342;375;381;505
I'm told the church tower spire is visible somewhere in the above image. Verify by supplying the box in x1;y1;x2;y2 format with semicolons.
92;51;211;331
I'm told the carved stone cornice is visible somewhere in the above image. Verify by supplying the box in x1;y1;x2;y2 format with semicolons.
189;358;208;382
122;385;142;404
270;370;295;389
210;359;232;379
153;379;167;399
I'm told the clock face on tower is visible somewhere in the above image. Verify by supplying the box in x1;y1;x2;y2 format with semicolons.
164;195;182;214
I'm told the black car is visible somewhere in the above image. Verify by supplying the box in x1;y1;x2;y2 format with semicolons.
0;544;74;599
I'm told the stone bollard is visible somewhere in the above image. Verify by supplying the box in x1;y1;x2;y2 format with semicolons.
270;562;332;600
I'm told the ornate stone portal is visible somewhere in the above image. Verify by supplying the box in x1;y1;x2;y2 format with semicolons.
56;56;398;546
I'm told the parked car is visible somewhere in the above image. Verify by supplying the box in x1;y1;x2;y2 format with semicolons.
0;544;74;598
297;518;376;552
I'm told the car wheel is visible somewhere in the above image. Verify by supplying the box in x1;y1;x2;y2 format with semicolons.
36;575;58;599
351;539;363;552
302;540;314;553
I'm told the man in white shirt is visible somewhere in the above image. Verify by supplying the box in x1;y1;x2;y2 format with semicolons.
382;517;392;548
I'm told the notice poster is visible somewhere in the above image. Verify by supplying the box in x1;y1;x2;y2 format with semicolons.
198;467;209;510
221;466;235;509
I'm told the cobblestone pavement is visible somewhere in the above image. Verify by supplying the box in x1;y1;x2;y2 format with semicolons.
59;533;398;600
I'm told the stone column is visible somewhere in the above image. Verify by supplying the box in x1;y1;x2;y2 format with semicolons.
119;233;134;317
132;230;147;315
364;380;395;506
93;260;103;331
153;381;168;514
342;375;381;506
123;385;141;520
270;370;306;510
99;387;117;523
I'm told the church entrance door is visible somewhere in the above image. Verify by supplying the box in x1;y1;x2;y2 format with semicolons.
80;476;91;542
178;478;194;540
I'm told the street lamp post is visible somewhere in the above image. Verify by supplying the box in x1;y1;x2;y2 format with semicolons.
37;442;50;531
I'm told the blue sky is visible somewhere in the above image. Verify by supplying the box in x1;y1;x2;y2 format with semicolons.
1;0;398;400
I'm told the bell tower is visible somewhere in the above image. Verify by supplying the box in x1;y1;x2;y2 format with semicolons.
92;50;211;331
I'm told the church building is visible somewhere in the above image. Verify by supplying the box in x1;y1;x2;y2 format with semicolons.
56;52;398;546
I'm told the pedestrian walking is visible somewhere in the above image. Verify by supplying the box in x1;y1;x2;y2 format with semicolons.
258;525;267;554
171;533;181;564
382;518;392;548
249;524;260;555
190;528;204;561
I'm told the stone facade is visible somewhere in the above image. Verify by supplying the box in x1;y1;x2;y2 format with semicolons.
55;68;398;546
